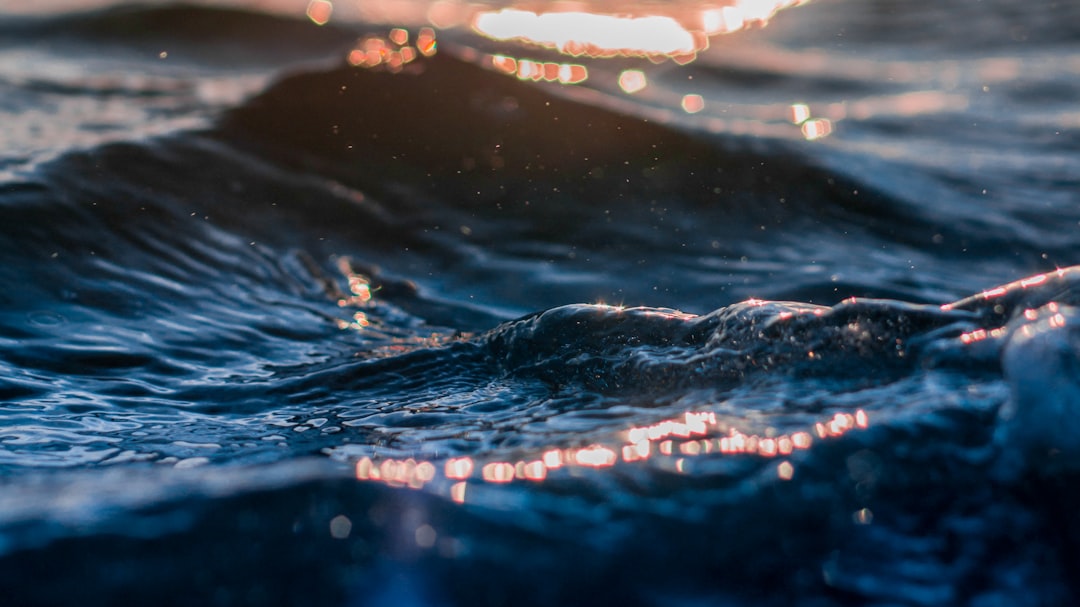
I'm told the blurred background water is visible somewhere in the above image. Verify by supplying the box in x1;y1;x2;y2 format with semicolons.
0;0;1079;604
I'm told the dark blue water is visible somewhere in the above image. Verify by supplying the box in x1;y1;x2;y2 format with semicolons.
2;0;1080;605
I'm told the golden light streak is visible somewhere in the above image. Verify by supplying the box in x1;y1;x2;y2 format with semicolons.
336;0;813;87
558;64;589;84
959;326;1006;345
1021;274;1048;288
354;409;871;496
628;412;713;444
473;10;698;57
466;0;807;64
501;57;588;84
573;445;618;467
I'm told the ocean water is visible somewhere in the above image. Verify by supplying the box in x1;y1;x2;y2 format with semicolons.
1;0;1079;604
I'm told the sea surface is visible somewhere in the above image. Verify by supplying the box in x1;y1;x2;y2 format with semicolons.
1;0;1079;604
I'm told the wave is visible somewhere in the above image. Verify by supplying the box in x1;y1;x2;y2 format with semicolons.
0;266;1078;604
1;2;1080;604
215;51;1065;307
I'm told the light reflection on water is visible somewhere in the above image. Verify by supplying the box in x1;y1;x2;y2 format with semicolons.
354;407;870;501
310;0;809;42
471;10;704;57
303;0;1079;164
306;0;846;140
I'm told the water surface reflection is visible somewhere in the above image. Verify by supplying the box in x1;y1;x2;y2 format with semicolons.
353;407;871;502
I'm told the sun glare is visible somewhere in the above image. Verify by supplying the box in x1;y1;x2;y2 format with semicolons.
473;10;699;58
327;0;831;139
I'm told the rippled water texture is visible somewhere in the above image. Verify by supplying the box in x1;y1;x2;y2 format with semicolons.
1;0;1079;605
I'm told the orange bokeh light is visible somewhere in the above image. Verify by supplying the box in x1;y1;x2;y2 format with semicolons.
618;70;647;94
801;118;832;141
681;94;705;114
482;462;516;482
306;0;333;25
354;407;871;500
445;456;474;480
